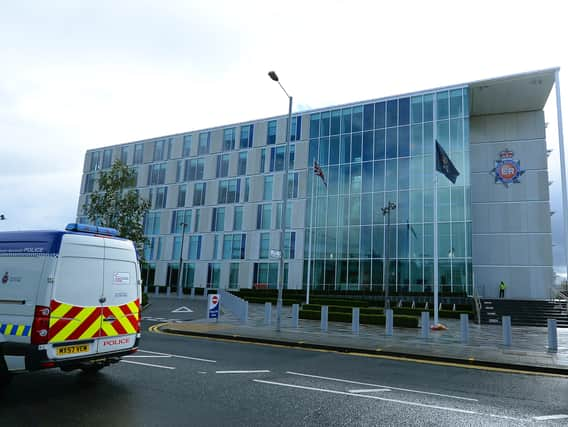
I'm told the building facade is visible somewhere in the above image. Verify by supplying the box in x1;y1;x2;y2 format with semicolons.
77;69;560;299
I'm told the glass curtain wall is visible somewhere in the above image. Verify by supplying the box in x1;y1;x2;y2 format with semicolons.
305;87;471;295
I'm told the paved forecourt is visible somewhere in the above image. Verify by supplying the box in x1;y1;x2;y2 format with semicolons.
160;301;568;375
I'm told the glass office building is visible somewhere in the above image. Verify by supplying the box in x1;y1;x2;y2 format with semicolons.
305;88;470;295
77;68;559;299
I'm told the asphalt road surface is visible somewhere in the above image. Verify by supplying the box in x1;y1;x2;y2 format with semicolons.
2;299;568;426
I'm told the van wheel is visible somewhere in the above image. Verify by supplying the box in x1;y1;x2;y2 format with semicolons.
0;357;12;387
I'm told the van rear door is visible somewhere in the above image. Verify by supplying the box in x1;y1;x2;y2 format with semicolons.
47;234;104;360
96;238;139;354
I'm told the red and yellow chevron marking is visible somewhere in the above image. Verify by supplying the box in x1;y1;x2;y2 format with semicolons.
48;299;140;343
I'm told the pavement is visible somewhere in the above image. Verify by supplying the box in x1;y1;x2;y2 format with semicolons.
158;299;568;375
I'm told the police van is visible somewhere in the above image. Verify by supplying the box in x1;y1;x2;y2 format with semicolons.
0;223;141;385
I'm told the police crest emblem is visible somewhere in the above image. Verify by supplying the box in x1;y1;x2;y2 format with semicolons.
491;149;525;187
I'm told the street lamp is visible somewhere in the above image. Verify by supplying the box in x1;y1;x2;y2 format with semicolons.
177;222;187;298
268;70;292;332
381;201;396;310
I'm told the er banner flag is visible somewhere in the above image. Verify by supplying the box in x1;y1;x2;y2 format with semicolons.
435;140;459;184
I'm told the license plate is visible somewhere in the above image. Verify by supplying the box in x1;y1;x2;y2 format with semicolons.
56;344;90;356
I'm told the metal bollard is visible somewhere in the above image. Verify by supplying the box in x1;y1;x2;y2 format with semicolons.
166;286;171;297
190;287;195;297
385;309;393;336
292;304;299;328
548;319;558;352
154;286;159;296
460;313;469;344
421;312;429;338
352;307;360;334
242;301;248;323
264;302;272;326
502;315;512;346
321;306;328;332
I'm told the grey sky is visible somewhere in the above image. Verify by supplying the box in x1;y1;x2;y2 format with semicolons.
1;0;567;274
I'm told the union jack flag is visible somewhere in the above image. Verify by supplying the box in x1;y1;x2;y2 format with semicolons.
313;160;327;187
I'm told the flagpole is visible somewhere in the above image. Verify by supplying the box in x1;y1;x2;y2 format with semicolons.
433;96;439;326
306;159;316;305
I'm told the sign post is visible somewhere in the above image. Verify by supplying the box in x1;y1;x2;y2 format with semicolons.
208;294;220;322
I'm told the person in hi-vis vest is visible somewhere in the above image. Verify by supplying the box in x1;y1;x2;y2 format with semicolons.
499;281;506;299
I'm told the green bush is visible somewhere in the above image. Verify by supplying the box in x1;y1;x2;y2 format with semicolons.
299;309;419;328
309;298;370;307
303;304;383;316
243;297;301;306
392;307;473;319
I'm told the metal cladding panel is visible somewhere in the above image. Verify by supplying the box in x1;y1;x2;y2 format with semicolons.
470;109;553;299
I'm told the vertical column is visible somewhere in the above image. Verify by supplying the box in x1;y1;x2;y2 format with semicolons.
385;309;393;336
352;307;360;334
292;304;299;328
321;306;328;332
421;312;430;339
460;313;469;344
264;302;272;326
548;319;558;352
502;315;512;346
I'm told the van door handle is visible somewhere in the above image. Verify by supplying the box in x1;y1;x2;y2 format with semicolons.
99;296;106;304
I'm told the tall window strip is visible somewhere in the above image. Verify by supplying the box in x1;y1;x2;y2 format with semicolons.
223;127;235;151
266;120;277;145
193;182;206;206
177;184;187;208
198;132;210;155
218;179;240;204
216;154;230;178
147;163;166;186
238;151;247;175
182;135;192;157
184;158;204;182
133;143;144;164
102;149;113;169
240;124;254;148
211;207;225;232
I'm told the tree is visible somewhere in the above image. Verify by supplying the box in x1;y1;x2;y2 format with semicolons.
84;160;150;257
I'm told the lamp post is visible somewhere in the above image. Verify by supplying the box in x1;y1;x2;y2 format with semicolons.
381;201;396;310
177;222;187;298
268;70;292;332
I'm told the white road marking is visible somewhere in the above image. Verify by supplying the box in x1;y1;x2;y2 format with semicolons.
138;349;216;363
254;380;481;415
286;371;477;402
349;388;391;393
122;360;175;370
533;414;568;421
216;370;271;374
124;355;171;358
172;306;193;313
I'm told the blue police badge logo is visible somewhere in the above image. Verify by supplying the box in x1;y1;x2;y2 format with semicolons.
491;149;525;187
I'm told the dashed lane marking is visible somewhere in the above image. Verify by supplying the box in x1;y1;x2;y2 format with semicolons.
253;379;483;416
216;370;271;374
349;388;391;393
121;360;176;370
138;349;216;363
286;371;478;401
533;414;568;421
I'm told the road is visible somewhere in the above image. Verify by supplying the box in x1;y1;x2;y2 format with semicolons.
2;298;567;426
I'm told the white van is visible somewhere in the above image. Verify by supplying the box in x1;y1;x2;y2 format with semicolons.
0;223;141;385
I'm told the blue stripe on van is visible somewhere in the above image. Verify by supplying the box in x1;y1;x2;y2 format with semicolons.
0;324;6;334
23;325;31;336
0;230;66;255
